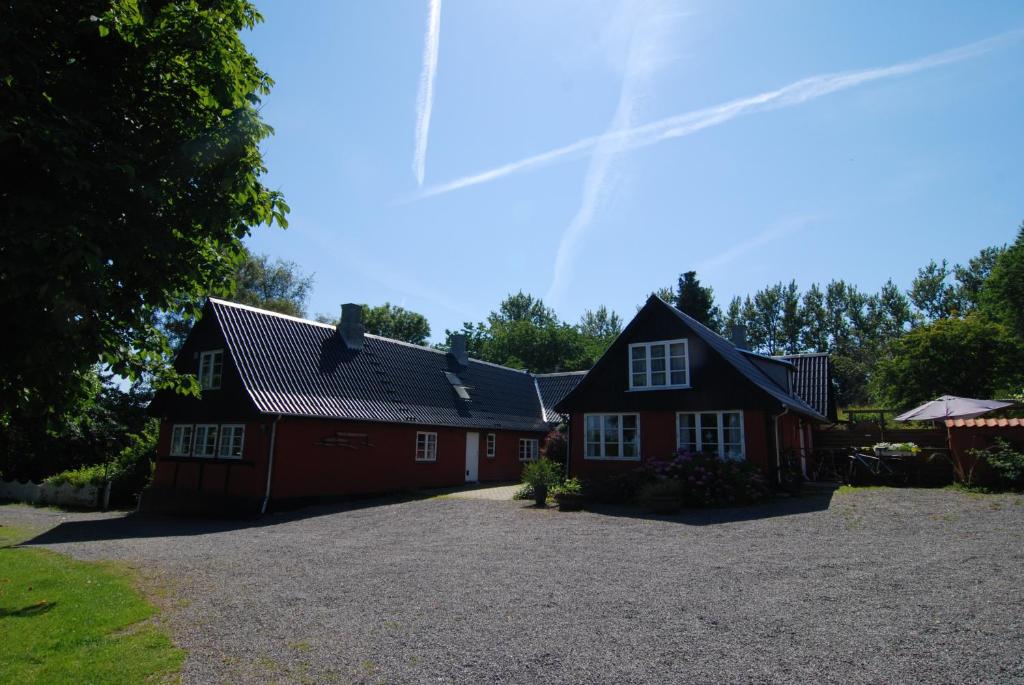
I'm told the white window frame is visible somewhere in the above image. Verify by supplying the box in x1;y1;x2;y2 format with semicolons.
193;424;219;458
676;410;745;460
170;424;194;457
415;431;437;462
486;433;496;459
518;438;539;462
583;413;641;461
198;349;224;390
218;424;245;460
628;339;689;391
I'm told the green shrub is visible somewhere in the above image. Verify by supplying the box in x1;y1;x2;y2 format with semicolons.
642;451;770;507
971;438;1024;489
43;419;158;507
513;483;534;500
552;477;583;496
521;458;561;489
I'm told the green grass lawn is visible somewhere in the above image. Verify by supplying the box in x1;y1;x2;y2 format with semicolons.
0;523;184;684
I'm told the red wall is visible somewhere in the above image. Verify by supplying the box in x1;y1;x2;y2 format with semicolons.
947;424;1024;486
568;409;776;479
152;417;546;503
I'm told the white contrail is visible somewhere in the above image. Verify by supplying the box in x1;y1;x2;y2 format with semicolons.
546;1;675;304
414;30;1019;200
413;0;442;186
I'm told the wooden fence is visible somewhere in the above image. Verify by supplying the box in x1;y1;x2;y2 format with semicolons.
813;425;948;451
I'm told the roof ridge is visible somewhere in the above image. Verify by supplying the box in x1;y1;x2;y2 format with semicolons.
533;370;589;377
208;297;533;376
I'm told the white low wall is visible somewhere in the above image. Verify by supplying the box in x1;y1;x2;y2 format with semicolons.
0;479;108;509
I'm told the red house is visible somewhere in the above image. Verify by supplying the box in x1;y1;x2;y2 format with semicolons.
555;296;829;482
145;299;576;513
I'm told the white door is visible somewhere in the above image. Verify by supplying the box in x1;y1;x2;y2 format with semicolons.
465;432;479;483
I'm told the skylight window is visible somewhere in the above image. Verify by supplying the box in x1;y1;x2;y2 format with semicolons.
444;371;471;400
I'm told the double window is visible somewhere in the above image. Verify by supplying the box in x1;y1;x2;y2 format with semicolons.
629;340;689;390
199;350;223;390
169;423;244;459
486;433;496;458
518;439;539;462
415;432;437;462
584;414;640;460
677;411;744;460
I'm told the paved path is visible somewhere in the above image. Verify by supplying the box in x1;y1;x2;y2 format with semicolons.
439;483;520;500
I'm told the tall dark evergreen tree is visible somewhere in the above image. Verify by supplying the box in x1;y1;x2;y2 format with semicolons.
674;271;722;332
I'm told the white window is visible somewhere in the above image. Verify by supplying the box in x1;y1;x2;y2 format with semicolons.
584;414;640;460
198;350;223;390
677;411;744;460
629;340;689;390
486;433;496;458
170;424;193;456
415;432;437;462
193;424;219;458
518;439;539;462
218;425;245;459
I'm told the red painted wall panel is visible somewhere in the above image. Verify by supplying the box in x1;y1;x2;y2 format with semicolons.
568;409;776;480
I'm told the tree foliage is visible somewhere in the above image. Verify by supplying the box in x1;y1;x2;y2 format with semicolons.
234;253;313;317
674;271;722;332
871;317;1024;409
1;1;288;421
981;224;1024;339
361;303;431;345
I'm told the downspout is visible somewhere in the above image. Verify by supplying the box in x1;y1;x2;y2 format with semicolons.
260;415;281;514
772;406;790;485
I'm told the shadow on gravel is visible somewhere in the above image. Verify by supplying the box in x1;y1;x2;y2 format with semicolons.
583;490;836;526
19;492;437;546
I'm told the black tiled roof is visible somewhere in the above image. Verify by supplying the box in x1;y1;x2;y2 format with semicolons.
534;372;587;422
660;300;828;421
779;353;836;422
209;299;550;432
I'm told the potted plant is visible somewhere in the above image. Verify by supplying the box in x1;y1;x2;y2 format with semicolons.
639;479;684;514
521;458;560;507
873;442;920;457
553;477;585;511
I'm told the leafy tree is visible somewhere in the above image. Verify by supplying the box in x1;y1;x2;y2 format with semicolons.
234;253;313;317
981;224;1024;340
799;284;828;352
910;260;958;321
579;306;623;364
871;316;1024;408
955;245;1005;313
723;296;743;339
675;271;721;332
648;286;677;306
1;1;288;421
361;303;431;345
748;285;785;354
779;280;802;353
488;291;557;327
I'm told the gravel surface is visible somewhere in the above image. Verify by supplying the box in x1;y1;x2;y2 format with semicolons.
4;488;1024;684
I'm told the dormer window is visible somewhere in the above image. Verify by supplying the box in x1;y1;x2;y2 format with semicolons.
629;340;689;390
199;350;223;390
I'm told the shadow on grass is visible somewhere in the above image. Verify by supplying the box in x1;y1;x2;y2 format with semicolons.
0;600;57;619
574;488;837;526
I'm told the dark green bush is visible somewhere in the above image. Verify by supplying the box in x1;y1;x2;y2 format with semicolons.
971;438;1024;490
521;458;561;490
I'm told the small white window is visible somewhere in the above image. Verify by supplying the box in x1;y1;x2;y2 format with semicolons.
415;432;437;462
677;411;745;460
193;424;219;458
198;350;223;390
628;340;689;390
170;424;193;456
486;433;496;458
584;414;640;460
218;425;245;459
518;439;539;462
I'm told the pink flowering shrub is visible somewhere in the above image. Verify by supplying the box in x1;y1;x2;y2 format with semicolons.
639;448;769;507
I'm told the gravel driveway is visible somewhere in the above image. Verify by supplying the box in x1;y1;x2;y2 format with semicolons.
5;488;1024;684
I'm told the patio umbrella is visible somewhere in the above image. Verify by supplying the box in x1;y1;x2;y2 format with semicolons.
893;395;1013;422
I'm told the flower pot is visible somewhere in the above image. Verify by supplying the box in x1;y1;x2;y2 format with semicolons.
555;492;584;511
533;483;548;507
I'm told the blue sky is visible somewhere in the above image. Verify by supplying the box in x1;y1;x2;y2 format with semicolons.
243;1;1024;340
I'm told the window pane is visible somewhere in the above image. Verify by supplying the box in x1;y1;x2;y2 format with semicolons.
649;345;665;359
586;416;601;444
632;372;647;387
650;357;666;372
651;371;666;386
677;414;696;452
622;415;637;430
669;342;686;358
631;346;646;361
699;413;718;454
670;370;687;385
622;423;637;457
